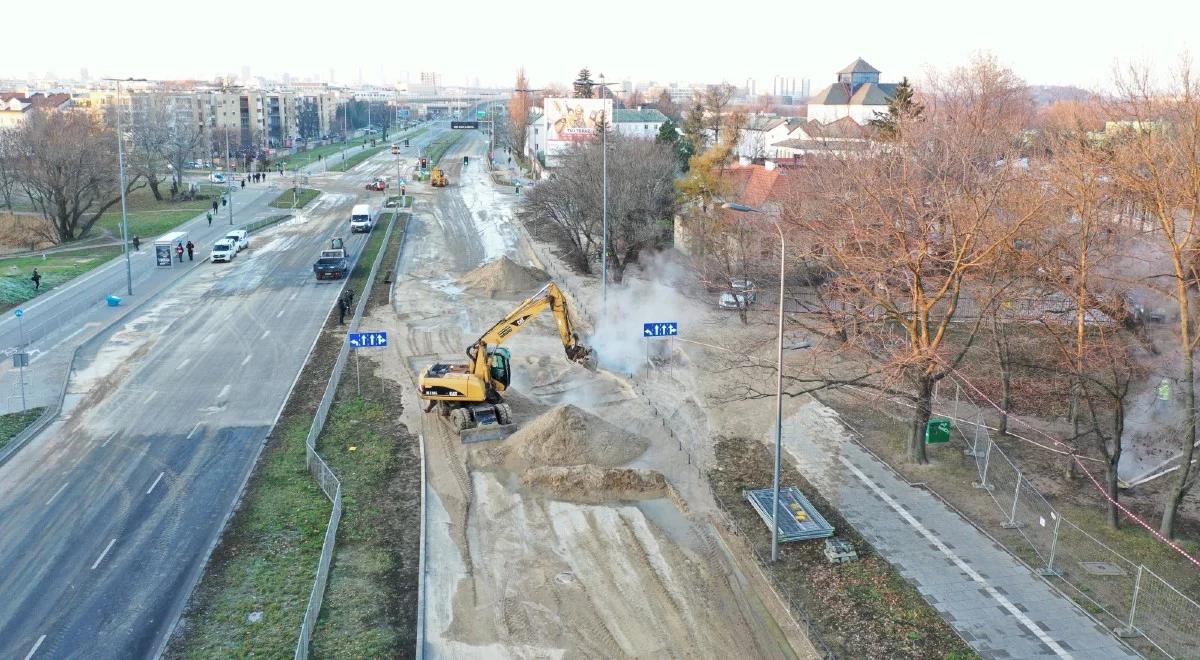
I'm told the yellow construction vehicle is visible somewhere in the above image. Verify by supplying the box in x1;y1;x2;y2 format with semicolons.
430;167;448;187
418;282;595;430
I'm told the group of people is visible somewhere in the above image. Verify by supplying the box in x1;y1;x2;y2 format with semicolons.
337;289;355;324
174;241;196;262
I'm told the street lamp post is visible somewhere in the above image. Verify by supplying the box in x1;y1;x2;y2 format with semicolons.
224;128;234;225
724;202;786;562
105;77;146;296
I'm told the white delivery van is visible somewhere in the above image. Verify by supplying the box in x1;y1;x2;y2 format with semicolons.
224;229;249;251
154;230;189;267
350;203;373;233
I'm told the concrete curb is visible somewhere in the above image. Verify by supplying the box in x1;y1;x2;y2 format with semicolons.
0;256;212;470
415;431;427;660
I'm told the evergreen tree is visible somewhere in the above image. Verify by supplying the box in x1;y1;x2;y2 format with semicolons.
870;77;923;139
573;68;595;98
655;119;678;145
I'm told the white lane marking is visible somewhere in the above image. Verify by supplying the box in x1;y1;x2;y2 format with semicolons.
45;482;69;507
101;433;115;448
23;634;45;660
289;291;299;301
200;334;213;346
176;358;191;371
146;472;165;495
90;538;117;570
839;457;1073;658
241;353;252;366
276;308;286;318
145;391;158;404
260;330;270;340
217;384;231;399
187;423;202;440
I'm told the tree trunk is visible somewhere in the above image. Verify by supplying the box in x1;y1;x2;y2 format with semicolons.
1106;463;1120;529
1162;282;1196;539
999;367;1011;437
148;176;162;201
909;371;932;464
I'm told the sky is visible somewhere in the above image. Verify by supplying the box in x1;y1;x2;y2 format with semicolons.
4;0;1196;91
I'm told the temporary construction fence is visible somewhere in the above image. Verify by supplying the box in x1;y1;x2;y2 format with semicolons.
938;381;1200;659
294;214;399;659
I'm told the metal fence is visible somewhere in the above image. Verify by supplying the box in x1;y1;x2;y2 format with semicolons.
294;215;398;660
938;382;1200;659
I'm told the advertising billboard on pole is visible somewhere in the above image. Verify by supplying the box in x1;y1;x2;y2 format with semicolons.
543;98;612;155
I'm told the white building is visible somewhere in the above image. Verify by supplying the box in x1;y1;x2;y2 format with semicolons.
613;107;668;139
736;115;798;160
806;58;896;125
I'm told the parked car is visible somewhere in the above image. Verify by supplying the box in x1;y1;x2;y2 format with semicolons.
211;239;237;263
224;229;249;251
718;279;757;309
208;172;228;184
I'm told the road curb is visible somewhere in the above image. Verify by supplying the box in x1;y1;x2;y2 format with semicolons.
0;256;212;470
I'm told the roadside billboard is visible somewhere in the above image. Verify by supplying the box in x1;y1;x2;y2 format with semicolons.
543;98;612;155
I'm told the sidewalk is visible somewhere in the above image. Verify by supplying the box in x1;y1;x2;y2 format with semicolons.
780;398;1139;660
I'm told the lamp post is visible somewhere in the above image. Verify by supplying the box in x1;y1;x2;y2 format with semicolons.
105;77;146;296
595;75;623;313
723;201;786;562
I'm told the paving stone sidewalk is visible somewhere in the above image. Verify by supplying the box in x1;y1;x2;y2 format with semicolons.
779;399;1140;659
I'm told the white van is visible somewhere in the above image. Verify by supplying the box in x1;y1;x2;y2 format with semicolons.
224;229;249;251
350;203;373;233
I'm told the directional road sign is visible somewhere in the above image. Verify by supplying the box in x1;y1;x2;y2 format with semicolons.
13;309;23;318
348;331;389;348
643;322;678;338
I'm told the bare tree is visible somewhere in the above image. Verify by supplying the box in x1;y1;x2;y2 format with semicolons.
127;99;172;201
508;68;532;157
702;83;737;145
14;109;130;242
521;133;675;280
1110;61;1200;538
0;129;20;210
778;58;1044;464
162;117;204;198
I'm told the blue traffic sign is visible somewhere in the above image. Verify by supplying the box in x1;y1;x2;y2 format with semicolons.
13;309;23;318
348;331;388;348
643;322;678;338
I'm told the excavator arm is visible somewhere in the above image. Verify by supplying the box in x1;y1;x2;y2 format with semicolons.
467;282;593;377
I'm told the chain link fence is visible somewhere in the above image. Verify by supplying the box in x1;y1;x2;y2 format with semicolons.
294;215;398;660
940;383;1200;659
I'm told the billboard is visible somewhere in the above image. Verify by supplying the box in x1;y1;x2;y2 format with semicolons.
543;98;612;155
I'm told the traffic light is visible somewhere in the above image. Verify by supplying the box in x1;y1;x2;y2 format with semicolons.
420;157;427;168
404;138;410;147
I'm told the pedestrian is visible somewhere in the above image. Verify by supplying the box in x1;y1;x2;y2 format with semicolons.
207;211;213;226
337;297;347;324
132;235;141;251
241;179;246;189
175;242;184;262
341;288;354;310
30;268;41;292
186;240;195;261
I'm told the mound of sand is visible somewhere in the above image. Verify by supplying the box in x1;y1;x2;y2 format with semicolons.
521;465;668;503
458;256;548;298
473;404;648;471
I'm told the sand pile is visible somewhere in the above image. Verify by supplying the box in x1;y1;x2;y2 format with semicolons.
458;256;548;298
473;404;648;471
522;465;668;503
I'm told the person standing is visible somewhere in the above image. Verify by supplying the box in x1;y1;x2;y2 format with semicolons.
207;211;213;227
132;235;141;251
175;242;184;262
337;296;347;324
185;240;195;261
30;268;41;292
341;288;354;311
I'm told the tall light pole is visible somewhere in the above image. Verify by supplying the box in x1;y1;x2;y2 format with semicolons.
105;77;145;296
599;74;609;312
224;127;234;225
724;202;786;562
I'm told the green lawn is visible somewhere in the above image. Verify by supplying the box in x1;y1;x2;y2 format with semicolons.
0;408;46;452
166;223;392;659
269;188;320;209
426;131;466;166
329;144;390;173
0;247;123;307
92;187;211;241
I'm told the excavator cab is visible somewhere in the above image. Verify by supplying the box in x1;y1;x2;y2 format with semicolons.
488;348;511;389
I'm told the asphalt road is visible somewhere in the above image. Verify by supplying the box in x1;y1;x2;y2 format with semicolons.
0;123;447;659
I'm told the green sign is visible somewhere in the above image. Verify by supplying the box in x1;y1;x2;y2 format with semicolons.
925;417;952;445
1158;378;1172;401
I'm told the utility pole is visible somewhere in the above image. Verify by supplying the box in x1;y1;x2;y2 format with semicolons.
599;74;608;313
225;128;234;225
105;77;145;296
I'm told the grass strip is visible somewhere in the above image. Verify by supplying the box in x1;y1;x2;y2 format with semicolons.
426;131;466;167
166;221;391;659
0;408;47;452
0;247;123;307
242;215;293;234
269;188;320;209
329;145;390;173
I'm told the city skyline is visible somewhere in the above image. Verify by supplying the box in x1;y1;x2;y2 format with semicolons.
5;0;1197;92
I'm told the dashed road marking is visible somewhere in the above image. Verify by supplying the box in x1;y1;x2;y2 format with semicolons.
146;472;164;495
260;330;270;340
45;482;68;507
217;384;231;399
90;538;117;570
289;291;299;301
839;456;1073;658
187;423;202;440
176;358;191;371
101;433;115;448
241;354;252;366
23;634;45;660
276;308;286;318
145;391;158;404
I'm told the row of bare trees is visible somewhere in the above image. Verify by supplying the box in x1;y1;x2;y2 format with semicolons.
686;55;1197;538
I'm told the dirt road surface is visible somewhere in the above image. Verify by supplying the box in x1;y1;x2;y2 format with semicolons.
374;132;819;658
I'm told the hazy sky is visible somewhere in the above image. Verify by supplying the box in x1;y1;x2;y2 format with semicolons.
5;0;1195;91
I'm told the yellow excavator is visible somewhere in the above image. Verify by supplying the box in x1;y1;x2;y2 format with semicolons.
430;167;448;187
418;282;595;430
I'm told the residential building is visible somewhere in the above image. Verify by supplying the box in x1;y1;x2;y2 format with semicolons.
806;58;897;125
613;107;669;139
736;114;799;160
768;116;870;158
0;92;73;127
674;160;788;262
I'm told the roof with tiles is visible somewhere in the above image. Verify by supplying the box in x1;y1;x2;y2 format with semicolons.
613;108;668;123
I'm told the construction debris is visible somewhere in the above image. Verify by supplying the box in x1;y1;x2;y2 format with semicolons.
472;404;648;471
521;465;669;503
458;256;548;298
824;538;859;564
